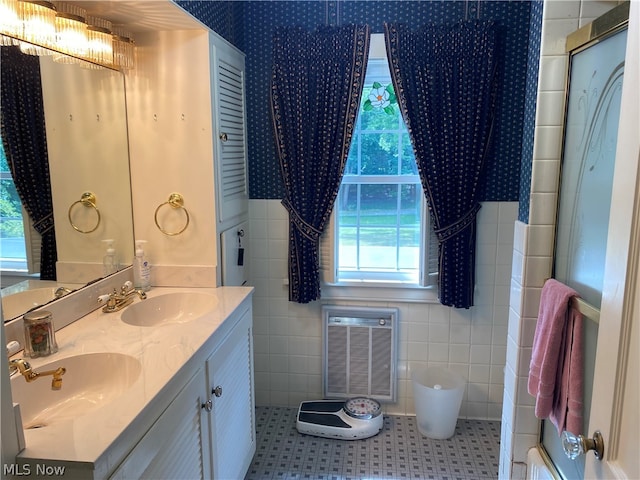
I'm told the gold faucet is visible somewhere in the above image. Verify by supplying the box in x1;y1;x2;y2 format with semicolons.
54;286;73;298
99;281;146;313
10;359;66;390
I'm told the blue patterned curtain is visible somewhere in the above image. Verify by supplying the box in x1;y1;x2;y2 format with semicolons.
384;21;499;308
1;46;57;280
270;24;369;303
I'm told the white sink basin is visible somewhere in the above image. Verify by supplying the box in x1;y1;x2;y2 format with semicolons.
11;353;141;429
120;292;218;327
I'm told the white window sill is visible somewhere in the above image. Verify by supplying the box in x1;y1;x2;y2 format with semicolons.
321;281;439;304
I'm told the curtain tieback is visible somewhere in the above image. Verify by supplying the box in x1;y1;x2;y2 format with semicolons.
33;213;55;235
434;204;481;243
281;199;322;242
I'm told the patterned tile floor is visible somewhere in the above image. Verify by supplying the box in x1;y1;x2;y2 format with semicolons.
245;406;500;480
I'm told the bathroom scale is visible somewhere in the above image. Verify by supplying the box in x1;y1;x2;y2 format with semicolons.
296;397;383;440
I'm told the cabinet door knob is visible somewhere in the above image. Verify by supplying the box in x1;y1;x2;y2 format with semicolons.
202;399;213;412
213;386;223;397
219;133;228;142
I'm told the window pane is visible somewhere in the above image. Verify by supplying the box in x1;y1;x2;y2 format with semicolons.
0;140;27;270
360;183;396;217
338;226;357;269
400;132;417;175
400;184;421;225
398;228;420;271
345;134;359;175
358;227;397;270
360;132;399;175
360;98;400;131
337;184;358;225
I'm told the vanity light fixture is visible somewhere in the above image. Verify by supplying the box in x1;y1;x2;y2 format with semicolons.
52;2;88;63
112;26;135;70
0;0;135;70
85;15;113;66
0;0;21;45
18;0;57;56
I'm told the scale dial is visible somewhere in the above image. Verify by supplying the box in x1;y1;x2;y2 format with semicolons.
343;397;382;420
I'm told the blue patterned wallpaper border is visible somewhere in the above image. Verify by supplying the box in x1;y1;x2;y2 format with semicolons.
518;0;543;223
178;1;540;211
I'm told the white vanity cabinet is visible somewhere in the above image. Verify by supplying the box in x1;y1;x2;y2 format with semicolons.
110;300;255;480
205;307;255;479
109;369;212;479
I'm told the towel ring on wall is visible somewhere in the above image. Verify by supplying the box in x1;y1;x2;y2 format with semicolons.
154;192;190;236
68;192;101;234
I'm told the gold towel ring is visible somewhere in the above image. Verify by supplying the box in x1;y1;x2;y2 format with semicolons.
68;192;101;234
154;193;190;236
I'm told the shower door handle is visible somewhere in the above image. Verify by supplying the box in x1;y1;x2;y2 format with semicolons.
561;430;604;460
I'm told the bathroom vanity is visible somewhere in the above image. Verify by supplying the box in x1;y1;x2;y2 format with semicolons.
10;286;255;480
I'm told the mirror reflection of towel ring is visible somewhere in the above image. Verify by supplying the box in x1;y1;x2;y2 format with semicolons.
68;192;101;234
154;193;190;236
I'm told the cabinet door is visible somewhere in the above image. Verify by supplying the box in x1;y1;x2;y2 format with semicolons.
206;311;255;479
212;36;248;224
110;370;211;480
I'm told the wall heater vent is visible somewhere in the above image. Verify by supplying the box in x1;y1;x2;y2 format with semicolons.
323;305;398;402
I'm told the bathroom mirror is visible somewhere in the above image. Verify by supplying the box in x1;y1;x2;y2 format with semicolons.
1;47;134;322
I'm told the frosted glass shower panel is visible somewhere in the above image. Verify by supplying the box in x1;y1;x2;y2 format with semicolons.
554;28;627;308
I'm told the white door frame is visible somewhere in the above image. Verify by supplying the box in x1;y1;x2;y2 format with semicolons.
586;2;639;478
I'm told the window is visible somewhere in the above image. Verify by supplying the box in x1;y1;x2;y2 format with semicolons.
0;138;30;272
321;36;438;299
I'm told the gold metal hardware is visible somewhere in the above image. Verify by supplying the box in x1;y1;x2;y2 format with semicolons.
154;192;190;236
213;385;223;397
68;191;101;234
10;359;66;390
566;2;629;53
100;283;146;313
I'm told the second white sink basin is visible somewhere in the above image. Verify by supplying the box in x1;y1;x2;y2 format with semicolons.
1;287;58;320
121;292;218;327
11;352;141;429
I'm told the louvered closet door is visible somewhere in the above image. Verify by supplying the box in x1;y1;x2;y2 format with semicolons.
212;38;248;224
206;311;255;479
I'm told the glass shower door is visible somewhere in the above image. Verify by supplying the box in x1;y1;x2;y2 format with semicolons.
546;20;627;480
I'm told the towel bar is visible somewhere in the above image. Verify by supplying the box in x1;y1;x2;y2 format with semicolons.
571;297;600;324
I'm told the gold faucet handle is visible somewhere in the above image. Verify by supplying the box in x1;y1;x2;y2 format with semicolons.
120;281;134;294
9;358;32;373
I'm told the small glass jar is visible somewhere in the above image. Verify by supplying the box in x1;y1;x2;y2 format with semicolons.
23;310;58;358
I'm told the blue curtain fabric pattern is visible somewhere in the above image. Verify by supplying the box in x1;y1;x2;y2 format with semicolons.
384;21;499;309
270;24;370;303
1;46;57;280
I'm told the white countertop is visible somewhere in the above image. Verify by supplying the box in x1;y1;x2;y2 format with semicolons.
11;286;253;478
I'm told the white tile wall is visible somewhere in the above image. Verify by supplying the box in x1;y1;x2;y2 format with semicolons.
249;199;517;420
500;1;624;479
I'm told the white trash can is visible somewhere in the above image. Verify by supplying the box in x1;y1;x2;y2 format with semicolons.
411;366;465;439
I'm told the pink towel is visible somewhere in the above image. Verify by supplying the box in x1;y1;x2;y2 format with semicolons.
528;279;584;435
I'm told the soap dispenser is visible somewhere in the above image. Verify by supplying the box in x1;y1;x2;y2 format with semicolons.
102;239;119;276
133;240;151;291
